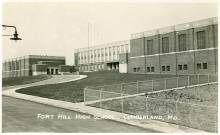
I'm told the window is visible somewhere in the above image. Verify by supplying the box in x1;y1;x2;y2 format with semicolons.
203;63;207;69
16;61;19;70
178;34;187;51
197;63;202;69
178;65;182;70
121;45;124;53
147;67;150;72
183;64;188;70
197;31;206;49
162;66;166;71
162;37;169;53
151;67;155;72
133;67;140;72
147;40;153;55
166;66;170;71
133;68;137;72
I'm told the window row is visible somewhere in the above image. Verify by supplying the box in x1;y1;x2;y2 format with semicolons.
133;67;141;72
146;66;155;72
178;64;188;70
133;62;208;73
162;65;170;71
78;45;129;60
145;31;206;55
197;63;208;70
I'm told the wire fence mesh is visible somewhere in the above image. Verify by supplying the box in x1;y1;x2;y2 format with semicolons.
84;74;218;132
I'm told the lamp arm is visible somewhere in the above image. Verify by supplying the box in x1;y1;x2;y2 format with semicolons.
2;25;17;32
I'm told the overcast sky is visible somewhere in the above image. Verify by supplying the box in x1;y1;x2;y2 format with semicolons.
2;2;217;65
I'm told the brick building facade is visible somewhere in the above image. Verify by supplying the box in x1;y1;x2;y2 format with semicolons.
128;17;218;75
2;55;72;78
74;17;217;75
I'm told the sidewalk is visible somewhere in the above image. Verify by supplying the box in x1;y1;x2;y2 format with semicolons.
2;75;206;133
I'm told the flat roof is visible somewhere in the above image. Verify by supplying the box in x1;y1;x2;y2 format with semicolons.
131;17;218;39
3;55;65;62
74;40;129;53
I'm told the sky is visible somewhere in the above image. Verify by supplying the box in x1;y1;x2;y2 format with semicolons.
2;2;218;65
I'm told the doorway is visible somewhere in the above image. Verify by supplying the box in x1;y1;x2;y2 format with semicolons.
47;68;50;75
51;69;54;75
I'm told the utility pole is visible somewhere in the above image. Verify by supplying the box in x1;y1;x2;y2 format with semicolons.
88;23;90;70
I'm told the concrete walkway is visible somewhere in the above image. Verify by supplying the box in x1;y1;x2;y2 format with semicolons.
2;75;206;133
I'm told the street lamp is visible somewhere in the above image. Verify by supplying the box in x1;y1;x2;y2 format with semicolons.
2;25;22;41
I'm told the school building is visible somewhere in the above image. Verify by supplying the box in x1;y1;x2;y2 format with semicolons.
2;55;73;78
74;40;130;73
128;17;218;75
74;17;217;75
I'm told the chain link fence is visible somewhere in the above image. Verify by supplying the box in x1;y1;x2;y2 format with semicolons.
85;74;217;98
84;74;218;132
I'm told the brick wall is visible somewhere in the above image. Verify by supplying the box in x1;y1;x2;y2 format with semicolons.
128;20;218;75
130;37;145;57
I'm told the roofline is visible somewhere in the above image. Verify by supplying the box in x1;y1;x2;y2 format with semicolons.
131;17;218;39
74;40;129;53
3;55;65;62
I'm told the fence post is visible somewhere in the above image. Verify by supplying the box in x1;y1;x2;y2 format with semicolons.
164;78;167;89
177;77;179;88
121;83;123;94
197;74;200;84
152;80;154;92
187;76;190;86
137;81;139;94
99;90;102;108
208;74;210;83
145;96;148;115
84;88;86;103
176;91;179;128
121;93;124;114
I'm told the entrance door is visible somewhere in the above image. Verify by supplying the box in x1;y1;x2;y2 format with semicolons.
51;69;54;75
55;69;58;74
47;68;50;75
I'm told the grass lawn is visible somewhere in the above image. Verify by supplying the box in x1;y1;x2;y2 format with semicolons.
16;71;177;103
2;75;52;87
89;83;217;132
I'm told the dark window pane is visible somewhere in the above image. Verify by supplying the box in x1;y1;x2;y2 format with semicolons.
178;34;187;51
133;68;136;72
151;67;154;72
147;40;153;55
147;67;150;72
162;37;169;53
203;63;208;69
183;64;187;70
166;66;170;71
162;66;165;71
197;31;206;49
197;63;202;69
178;65;182;70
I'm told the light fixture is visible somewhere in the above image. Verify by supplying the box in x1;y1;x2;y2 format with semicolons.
2;25;22;41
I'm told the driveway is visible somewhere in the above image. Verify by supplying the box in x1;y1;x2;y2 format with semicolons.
2;96;152;133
